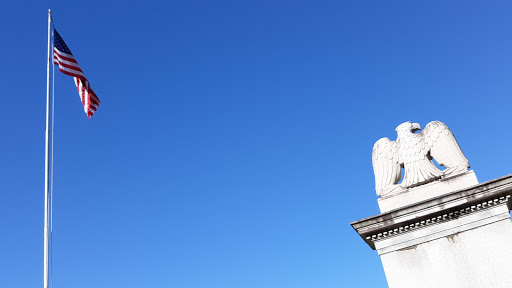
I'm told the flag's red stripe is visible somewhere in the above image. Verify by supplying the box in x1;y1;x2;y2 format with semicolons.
53;53;80;69
89;92;100;104
53;49;79;64
90;99;100;106
54;58;84;74
56;66;85;79
57;64;84;77
54;58;83;74
54;59;87;80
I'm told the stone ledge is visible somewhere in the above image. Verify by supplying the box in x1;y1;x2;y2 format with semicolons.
351;174;512;250
377;170;479;213
371;196;509;242
374;197;510;254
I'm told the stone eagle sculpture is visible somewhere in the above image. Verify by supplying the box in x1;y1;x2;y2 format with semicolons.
372;121;470;197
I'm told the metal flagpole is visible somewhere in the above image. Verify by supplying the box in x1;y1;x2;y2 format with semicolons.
44;8;52;288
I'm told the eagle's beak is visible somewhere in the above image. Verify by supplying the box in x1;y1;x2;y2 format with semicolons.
411;123;421;132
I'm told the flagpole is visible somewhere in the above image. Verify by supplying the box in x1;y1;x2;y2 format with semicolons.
44;8;52;288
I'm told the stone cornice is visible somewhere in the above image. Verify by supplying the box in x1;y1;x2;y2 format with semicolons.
351;174;512;250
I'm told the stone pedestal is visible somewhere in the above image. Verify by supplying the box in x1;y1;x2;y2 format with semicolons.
377;171;479;213
352;174;512;288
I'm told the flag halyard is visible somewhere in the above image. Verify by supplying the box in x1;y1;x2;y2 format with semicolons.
53;29;100;118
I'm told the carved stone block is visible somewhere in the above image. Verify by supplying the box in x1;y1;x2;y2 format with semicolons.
352;175;512;288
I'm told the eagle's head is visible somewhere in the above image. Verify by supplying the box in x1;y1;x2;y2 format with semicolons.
395;121;421;137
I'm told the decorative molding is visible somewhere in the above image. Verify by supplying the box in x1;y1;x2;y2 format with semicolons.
367;195;509;242
351;174;512;250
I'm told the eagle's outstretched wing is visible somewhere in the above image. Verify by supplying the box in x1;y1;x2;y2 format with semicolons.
372;138;401;196
421;121;470;175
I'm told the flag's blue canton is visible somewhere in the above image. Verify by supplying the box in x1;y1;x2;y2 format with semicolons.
54;30;73;55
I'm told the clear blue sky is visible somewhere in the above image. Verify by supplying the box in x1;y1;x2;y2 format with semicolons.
2;1;512;287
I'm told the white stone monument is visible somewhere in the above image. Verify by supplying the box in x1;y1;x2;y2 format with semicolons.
352;121;512;288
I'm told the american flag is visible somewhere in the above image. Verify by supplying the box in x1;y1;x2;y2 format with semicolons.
53;29;100;118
